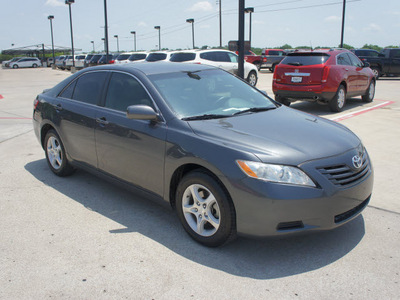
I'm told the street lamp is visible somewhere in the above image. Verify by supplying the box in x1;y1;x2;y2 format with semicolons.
245;7;254;48
130;31;136;51
154;26;161;50
91;40;95;52
65;0;75;68
186;19;195;49
114;34;119;52
101;38;106;52
48;15;55;67
340;0;346;48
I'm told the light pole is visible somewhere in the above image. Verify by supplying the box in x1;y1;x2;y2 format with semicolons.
340;0;346;48
218;0;222;48
130;31;136;51
114;35;119;52
48;15;55;67
186;19;195;49
238;0;245;79
91;40;95;52
154;26;161;50
245;7;254;48
103;0;109;63
65;0;75;67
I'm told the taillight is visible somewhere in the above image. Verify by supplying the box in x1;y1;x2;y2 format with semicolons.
322;66;330;83
273;69;280;81
33;98;39;110
109;60;115;64
263;57;267;62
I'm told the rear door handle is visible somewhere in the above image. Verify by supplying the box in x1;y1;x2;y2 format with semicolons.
96;117;109;125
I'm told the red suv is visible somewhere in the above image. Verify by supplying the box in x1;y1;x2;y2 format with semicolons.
272;49;375;112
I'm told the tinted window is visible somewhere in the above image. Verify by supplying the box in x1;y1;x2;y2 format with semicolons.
117;54;131;61
200;51;230;62
72;72;107;105
268;50;284;56
76;55;86;59
391;49;400;58
128;54;147;61
105;72;153;111
146;53;167;61
281;53;329;66
227;53;238;63
59;80;77;99
348;53;363;67
170;53;196;62
337;53;352;66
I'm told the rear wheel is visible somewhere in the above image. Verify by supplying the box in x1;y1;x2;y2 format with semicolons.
44;130;75;177
175;171;236;247
275;95;291;106
329;85;346;112
32;63;38;68
247;71;258;86
362;81;375;103
13;64;18;69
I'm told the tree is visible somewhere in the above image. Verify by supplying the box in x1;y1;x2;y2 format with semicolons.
362;44;382;51
339;43;354;50
280;44;292;49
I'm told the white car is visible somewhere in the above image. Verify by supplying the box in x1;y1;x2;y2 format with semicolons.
9;58;42;69
114;52;134;64
170;49;258;86
127;52;148;63
2;57;23;68
64;55;86;70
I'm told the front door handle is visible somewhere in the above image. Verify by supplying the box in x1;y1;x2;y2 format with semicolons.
96;117;109;125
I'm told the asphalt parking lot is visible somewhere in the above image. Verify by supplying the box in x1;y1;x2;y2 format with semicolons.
1;67;399;299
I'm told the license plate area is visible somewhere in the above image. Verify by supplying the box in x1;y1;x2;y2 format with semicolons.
291;76;303;83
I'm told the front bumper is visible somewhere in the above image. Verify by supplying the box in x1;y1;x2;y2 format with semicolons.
228;148;374;237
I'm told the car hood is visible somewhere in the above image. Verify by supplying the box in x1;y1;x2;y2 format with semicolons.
187;106;361;166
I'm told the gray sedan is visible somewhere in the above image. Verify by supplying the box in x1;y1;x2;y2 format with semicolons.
33;62;373;247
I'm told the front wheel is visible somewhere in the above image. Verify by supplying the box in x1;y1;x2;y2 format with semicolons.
362;81;375;103
32;63;38;68
175;171;236;247
329;85;346;112
44;130;75;177
246;70;258;86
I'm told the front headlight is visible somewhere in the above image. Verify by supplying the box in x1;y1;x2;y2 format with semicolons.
237;160;316;187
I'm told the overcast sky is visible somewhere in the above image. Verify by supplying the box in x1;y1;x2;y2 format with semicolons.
1;0;399;53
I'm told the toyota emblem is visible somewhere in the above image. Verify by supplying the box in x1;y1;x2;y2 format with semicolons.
352;155;362;169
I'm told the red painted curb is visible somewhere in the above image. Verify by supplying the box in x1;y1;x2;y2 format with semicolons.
330;100;394;122
0;95;4;99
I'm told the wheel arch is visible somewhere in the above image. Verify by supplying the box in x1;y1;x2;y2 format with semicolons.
168;163;234;211
40;123;56;149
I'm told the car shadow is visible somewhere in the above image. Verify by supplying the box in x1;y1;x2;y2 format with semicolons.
25;159;366;280
288;97;372;118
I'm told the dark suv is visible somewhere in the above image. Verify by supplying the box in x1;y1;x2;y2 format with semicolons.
273;49;375;112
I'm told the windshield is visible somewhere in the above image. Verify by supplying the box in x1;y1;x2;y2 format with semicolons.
146;53;167;61
149;69;276;119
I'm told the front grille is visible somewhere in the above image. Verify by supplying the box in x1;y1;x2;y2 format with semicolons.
334;196;370;223
317;152;371;187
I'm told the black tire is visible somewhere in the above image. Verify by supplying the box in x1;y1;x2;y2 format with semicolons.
329;84;346;112
44;129;75;177
270;64;276;73
175;171;236;247
13;64;18;69
32;64;38;68
362;80;375;103
256;62;261;71
246;70;258;86
275;95;291;106
371;67;381;79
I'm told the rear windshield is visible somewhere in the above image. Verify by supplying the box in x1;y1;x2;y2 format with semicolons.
281;53;330;66
117;54;131;61
146;53;167;61
170;53;196;62
76;55;86;59
129;54;147;61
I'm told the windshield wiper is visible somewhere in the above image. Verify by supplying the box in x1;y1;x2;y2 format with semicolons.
182;114;228;121
233;107;276;116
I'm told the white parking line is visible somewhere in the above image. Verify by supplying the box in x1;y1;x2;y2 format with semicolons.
330;100;394;122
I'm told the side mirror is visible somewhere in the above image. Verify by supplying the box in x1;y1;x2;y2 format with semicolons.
363;62;370;68
127;105;159;121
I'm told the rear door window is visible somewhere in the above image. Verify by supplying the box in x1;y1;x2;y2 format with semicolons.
281;53;329;66
337;53;352;66
61;72;108;105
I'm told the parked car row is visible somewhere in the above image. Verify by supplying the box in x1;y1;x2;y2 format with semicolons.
53;49;259;86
